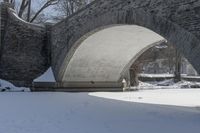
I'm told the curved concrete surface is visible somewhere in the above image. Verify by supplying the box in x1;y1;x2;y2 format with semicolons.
63;25;165;83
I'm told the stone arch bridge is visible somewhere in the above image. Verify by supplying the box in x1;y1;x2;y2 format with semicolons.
1;0;200;88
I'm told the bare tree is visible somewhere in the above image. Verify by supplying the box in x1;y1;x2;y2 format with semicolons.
27;0;31;22
5;0;59;23
4;0;94;23
3;0;15;4
174;49;182;82
18;0;29;18
30;0;58;23
55;0;92;18
129;61;141;87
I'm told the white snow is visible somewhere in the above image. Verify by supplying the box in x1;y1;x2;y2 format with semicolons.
0;92;199;133
0;79;30;92
34;67;56;82
139;73;200;79
1;72;200;132
89;89;200;107
139;73;174;78
135;79;200;89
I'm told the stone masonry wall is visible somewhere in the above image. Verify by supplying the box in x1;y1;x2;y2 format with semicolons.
0;6;49;86
0;2;10;60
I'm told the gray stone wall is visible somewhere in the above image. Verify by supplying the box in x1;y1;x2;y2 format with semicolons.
51;0;200;81
0;7;49;86
0;2;10;60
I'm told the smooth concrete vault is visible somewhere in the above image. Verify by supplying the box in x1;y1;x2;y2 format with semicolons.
62;25;165;83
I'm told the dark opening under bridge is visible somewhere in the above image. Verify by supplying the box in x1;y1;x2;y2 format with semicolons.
1;0;200;90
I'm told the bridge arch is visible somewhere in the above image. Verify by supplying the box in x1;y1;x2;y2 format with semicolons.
52;7;200;83
62;25;166;83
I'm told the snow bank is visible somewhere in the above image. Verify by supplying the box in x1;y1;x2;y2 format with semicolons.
134;79;200;90
137;74;200;89
89;89;200;107
0;79;30;92
139;73;174;78
34;67;56;82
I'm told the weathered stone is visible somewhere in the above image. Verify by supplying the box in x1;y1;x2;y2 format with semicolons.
0;6;49;86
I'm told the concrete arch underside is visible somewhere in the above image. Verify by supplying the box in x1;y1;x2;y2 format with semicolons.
62;25;165;85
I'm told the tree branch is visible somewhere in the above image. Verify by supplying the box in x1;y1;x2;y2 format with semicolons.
30;0;58;23
18;0;29;17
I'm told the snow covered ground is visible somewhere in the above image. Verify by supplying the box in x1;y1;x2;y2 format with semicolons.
135;79;200;89
0;92;200;133
138;73;200;89
0;79;29;92
139;73;174;78
90;89;200;107
1;71;200;132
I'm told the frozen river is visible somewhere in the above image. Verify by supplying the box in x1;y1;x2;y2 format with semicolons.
0;90;200;133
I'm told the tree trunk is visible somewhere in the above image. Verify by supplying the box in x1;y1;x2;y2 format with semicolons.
130;69;139;86
18;0;29;18
27;0;31;22
174;49;181;82
130;65;139;87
